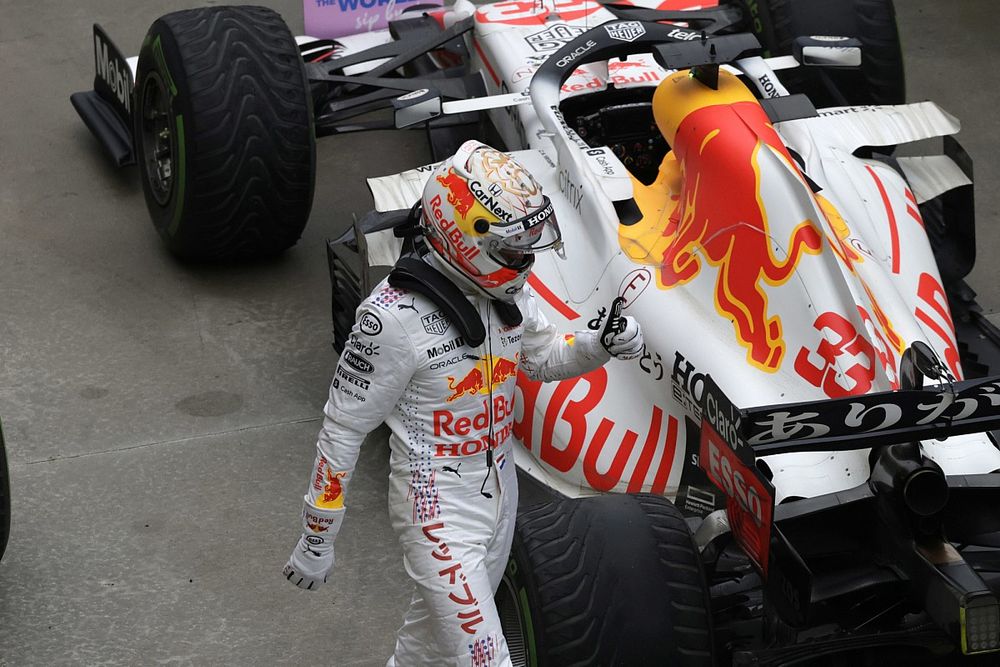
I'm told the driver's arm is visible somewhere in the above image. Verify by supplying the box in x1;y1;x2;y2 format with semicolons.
284;302;418;589
517;284;611;382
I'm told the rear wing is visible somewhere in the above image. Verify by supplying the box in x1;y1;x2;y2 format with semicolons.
701;374;1000;648
741;376;1000;455
699;373;1000;574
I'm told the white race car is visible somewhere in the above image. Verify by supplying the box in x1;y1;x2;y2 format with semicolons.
74;1;1000;663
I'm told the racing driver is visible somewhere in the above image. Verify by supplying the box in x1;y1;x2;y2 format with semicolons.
282;140;643;666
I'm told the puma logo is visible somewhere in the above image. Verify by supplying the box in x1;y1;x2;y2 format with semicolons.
397;298;418;313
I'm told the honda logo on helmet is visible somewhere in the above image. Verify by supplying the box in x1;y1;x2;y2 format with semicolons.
523;201;554;228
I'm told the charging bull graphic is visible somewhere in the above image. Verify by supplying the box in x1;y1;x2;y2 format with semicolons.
314;464;347;510
446;355;518;402
437;169;477;219
642;70;824;372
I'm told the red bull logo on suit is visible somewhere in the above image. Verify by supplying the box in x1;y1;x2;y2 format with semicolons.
432;395;516;457
445;355;518;402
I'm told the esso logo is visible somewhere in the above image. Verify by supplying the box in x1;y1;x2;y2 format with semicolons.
707;442;764;527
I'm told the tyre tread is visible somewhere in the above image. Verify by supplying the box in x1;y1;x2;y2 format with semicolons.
512;494;713;666
138;5;314;260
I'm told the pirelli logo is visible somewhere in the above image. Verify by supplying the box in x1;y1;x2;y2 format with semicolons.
336;366;371;391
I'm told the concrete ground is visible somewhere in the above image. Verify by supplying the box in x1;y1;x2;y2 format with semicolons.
0;0;997;664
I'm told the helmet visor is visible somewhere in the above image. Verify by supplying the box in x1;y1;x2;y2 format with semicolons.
486;197;562;266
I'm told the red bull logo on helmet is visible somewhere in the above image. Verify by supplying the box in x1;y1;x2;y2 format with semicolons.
445;355;518;402
428;194;481;264
437;168;477;220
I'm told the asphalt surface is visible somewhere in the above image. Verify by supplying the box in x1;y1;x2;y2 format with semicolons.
0;1;997;664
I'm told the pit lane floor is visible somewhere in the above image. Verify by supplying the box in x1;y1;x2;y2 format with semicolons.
0;1;997;664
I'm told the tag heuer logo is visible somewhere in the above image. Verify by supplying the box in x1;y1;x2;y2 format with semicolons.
421;311;451;336
526;24;587;52
605;22;646;43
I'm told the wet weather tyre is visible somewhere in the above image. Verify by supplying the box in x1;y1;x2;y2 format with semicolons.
758;0;905;106
0;420;10;561
497;494;714;667
135;6;315;261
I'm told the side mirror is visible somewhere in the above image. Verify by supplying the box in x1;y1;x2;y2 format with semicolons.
793;36;862;68
393;88;442;129
899;340;950;390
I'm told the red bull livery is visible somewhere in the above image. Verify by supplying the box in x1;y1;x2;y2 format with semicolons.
72;0;1000;662
345;11;1000;665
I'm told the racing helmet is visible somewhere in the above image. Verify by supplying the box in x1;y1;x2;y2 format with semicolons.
420;140;563;301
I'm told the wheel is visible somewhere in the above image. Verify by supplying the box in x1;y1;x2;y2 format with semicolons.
745;0;905;107
135;6;315;261
497;493;714;667
0;420;10;561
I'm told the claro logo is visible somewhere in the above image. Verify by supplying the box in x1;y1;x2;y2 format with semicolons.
556;40;597;68
94;33;131;114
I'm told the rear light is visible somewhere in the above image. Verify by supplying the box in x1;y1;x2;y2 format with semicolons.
961;596;1000;655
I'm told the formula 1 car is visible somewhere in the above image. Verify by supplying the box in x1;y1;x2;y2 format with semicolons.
73;0;1000;664
71;0;902;260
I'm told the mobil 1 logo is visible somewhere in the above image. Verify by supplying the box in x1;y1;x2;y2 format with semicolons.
92;25;133;123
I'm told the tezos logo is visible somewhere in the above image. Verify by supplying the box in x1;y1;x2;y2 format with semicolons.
605;21;646;43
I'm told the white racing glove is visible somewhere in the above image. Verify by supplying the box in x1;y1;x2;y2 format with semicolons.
601;297;644;360
282;500;344;591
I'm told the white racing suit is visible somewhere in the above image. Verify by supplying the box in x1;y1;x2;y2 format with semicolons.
300;278;610;666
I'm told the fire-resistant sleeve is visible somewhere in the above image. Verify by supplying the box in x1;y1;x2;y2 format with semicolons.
300;302;419;540
516;284;610;382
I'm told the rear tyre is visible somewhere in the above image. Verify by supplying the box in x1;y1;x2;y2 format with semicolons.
497;494;714;666
135;6;315;261
755;0;905;107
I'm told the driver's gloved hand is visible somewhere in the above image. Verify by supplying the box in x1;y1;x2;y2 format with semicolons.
283;532;335;591
602;315;643;360
282;500;343;591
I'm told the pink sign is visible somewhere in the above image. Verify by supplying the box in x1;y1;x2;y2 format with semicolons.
303;0;444;39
